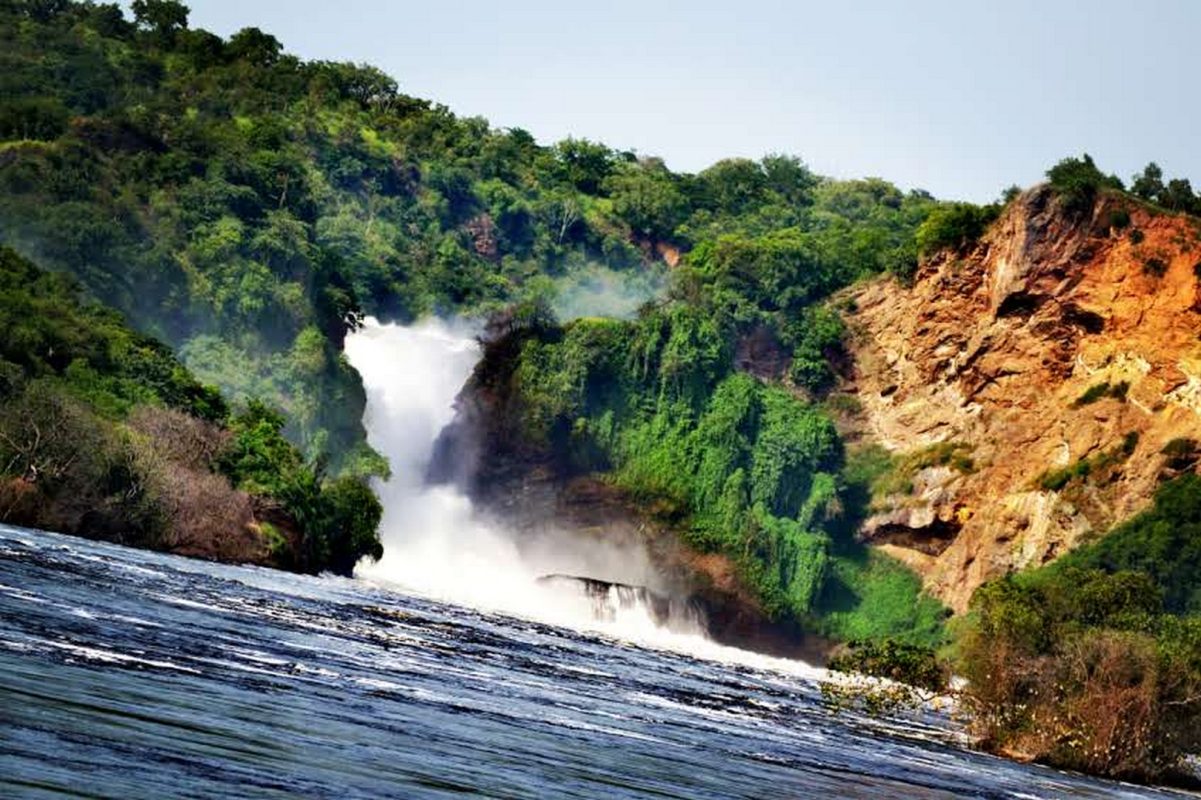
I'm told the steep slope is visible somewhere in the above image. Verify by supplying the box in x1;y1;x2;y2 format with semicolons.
842;186;1201;611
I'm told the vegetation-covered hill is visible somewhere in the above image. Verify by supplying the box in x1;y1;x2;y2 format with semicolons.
0;244;380;572
0;0;939;474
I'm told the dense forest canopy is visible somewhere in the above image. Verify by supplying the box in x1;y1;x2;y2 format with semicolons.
0;0;941;474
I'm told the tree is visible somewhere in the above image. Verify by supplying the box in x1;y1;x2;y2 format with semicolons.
1161;177;1198;214
761;153;818;206
227;27;283;67
604;161;686;240
551;138;615;194
1131;162;1164;202
130;0;189;39
696;158;768;215
1046;153;1120;213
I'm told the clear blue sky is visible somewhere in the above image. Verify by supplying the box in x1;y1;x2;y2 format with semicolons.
176;0;1197;202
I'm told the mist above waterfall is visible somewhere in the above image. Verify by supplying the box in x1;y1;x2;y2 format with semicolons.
547;264;665;321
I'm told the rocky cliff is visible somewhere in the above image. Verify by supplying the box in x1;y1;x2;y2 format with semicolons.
841;186;1201;611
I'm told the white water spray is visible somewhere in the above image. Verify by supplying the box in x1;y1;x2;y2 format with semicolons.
344;318;822;675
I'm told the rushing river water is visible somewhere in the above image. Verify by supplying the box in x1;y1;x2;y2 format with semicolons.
0;525;1192;799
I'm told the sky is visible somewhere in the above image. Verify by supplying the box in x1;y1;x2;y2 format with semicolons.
174;0;1198;202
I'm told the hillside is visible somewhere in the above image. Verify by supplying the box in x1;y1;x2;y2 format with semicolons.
0;245;381;574
840;185;1201;611
0;0;934;474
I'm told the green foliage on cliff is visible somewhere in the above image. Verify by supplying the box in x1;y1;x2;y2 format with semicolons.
949;475;1201;782
1045;153;1125;214
503;294;946;643
1055;475;1201;615
915;202;1001;257
0;246;225;420
958;565;1201;782
219;400;382;574
1;0;957;636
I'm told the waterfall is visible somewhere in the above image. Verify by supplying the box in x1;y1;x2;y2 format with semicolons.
342;319;698;632
343;317;818;672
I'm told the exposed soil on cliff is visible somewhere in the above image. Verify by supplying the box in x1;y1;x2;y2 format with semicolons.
839;185;1201;611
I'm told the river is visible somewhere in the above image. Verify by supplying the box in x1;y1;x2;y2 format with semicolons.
1;525;1190;799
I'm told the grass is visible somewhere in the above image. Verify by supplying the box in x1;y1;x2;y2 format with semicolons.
1037;432;1140;491
1072;380;1129;407
871;441;975;497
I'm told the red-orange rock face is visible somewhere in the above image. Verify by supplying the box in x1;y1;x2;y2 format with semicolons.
842;185;1201;611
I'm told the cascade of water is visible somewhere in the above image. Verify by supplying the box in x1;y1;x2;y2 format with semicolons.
344;317;819;672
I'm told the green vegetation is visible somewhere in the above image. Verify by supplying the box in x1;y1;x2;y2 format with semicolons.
828;476;1201;783
1045;154;1124;214
915;202;1001;257
0;0;981;633
1160;438;1198;472
0;245;379;574
1036;432;1139;492
6;5;1198;777
1072;380;1129;407
0;0;948;471
867;441;975;498
1143;255;1170;278
1131;161;1201;215
958;566;1201;782
492;249;952;643
1057;475;1201;615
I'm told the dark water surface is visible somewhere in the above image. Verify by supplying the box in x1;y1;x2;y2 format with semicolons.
0;525;1191;799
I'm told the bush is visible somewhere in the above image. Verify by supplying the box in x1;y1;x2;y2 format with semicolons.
1046;154;1122;214
828;638;947;692
218;400;383;574
1072;380;1128;407
1036;432;1138;491
1161;438;1198;471
915;202;1000;256
1058;475;1201;615
958;568;1201;782
824;638;949;714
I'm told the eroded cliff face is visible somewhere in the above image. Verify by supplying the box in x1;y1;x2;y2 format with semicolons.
842;186;1201;611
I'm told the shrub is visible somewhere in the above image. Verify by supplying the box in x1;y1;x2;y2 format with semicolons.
958;568;1201;782
828;638;947;692
1072;380;1128;407
1046;154;1122;215
872;441;974;497
1058;474;1201;615
1036;432;1138;491
915;202;1000;256
824;639;949;714
1108;208;1132;230
1161;437;1198;471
